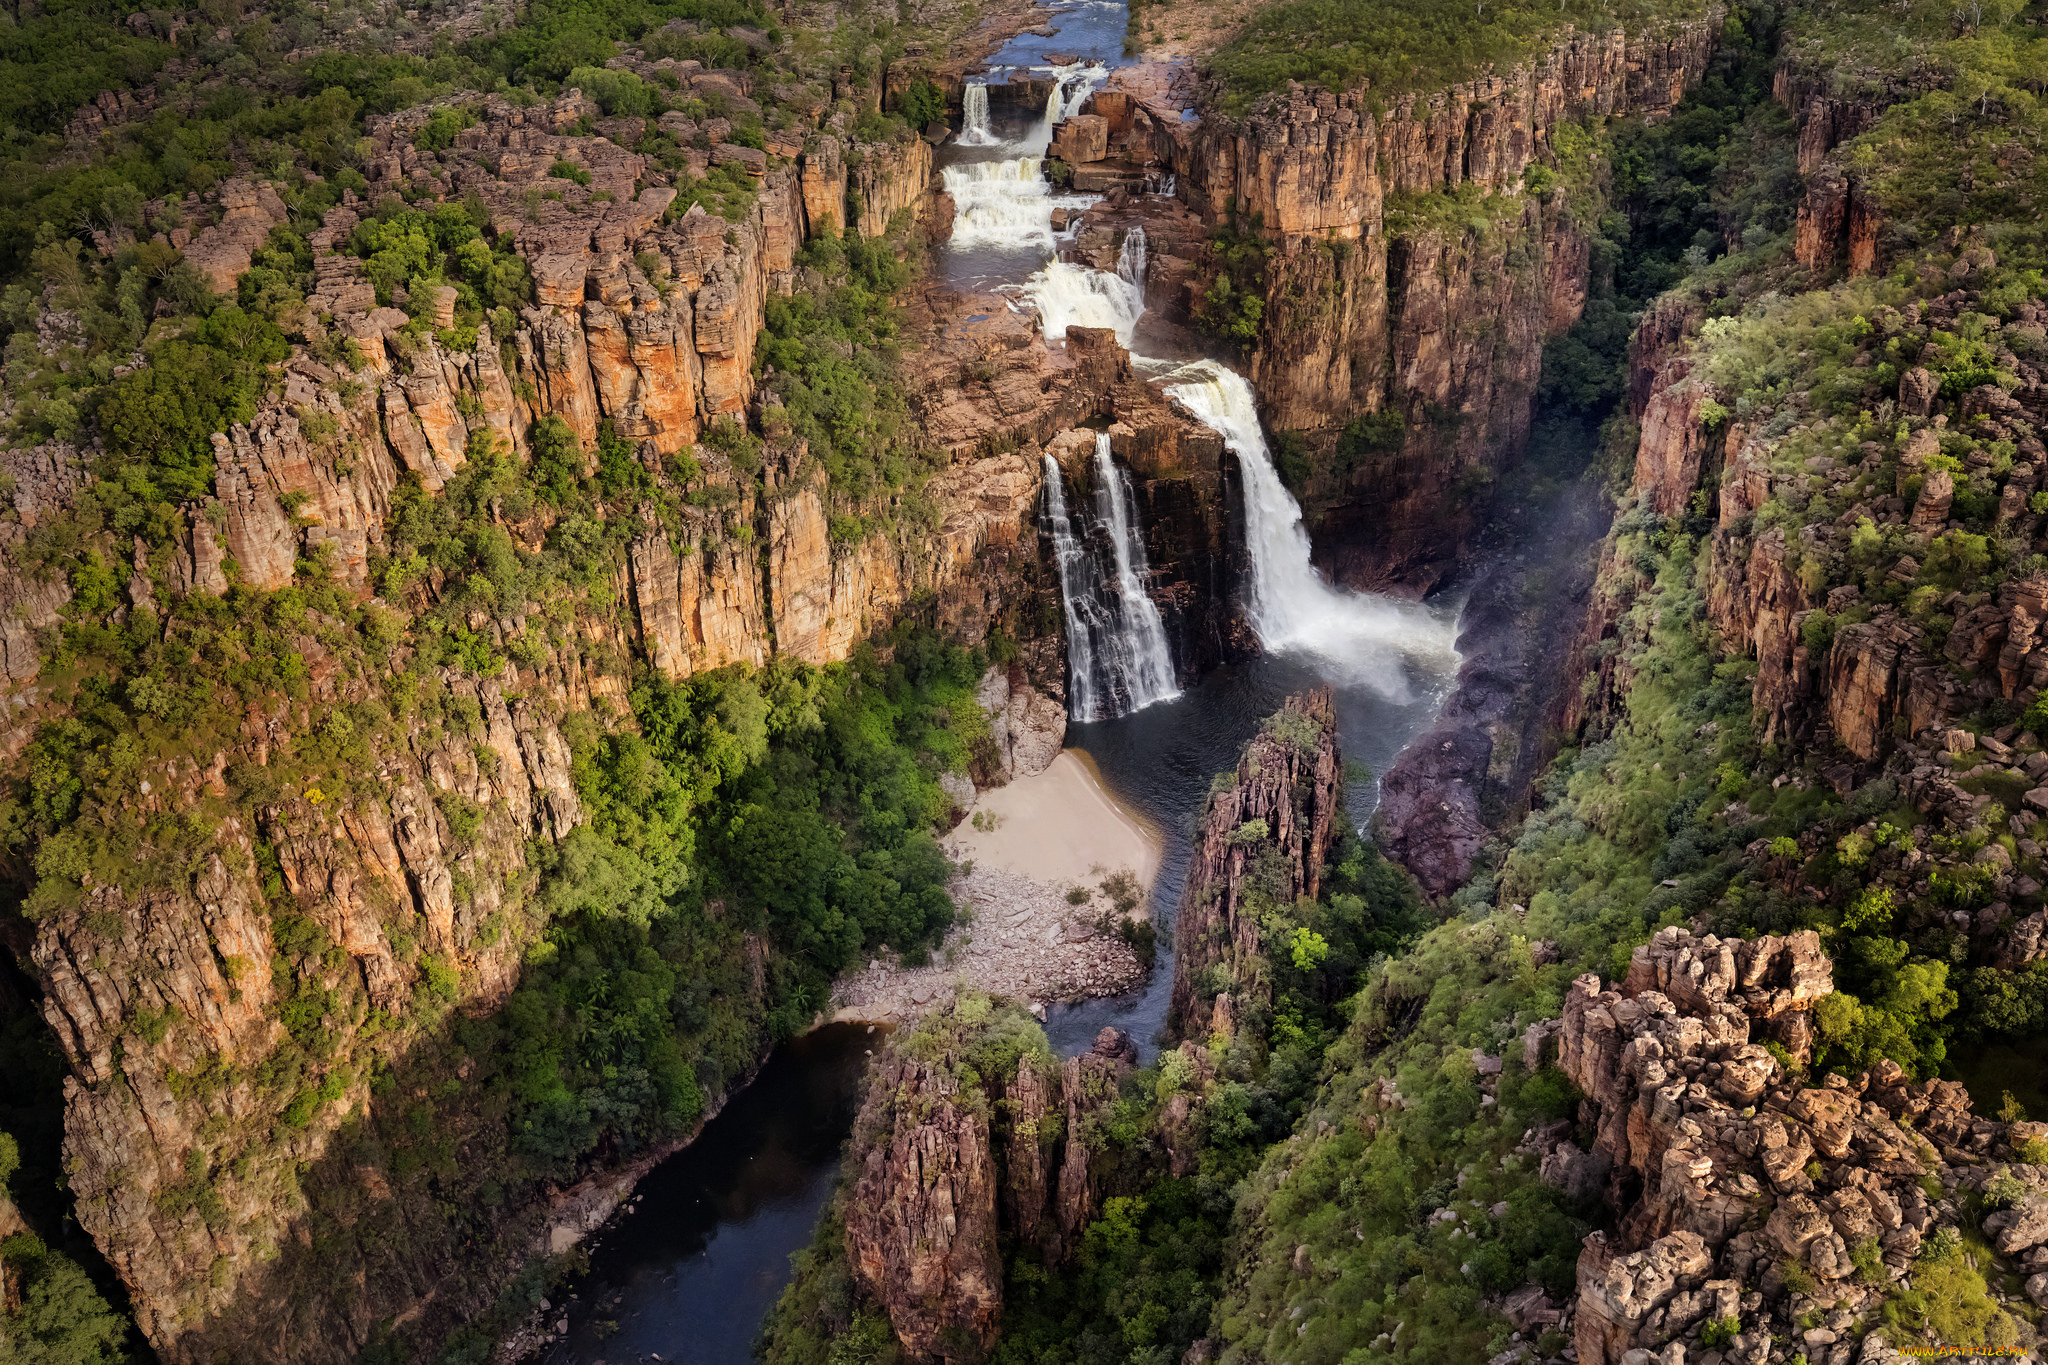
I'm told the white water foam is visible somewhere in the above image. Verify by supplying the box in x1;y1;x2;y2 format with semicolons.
943;157;1068;251
1090;432;1180;713
958;83;997;146
1162;361;1461;699
1022;259;1143;344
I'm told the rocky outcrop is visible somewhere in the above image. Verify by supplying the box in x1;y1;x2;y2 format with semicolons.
1170;690;1341;1032
1549;927;2036;1365
845;1052;1004;1363
975;665;1066;784
182;179;293;296
1052;1027;1137;1251
798;134;937;238
841;1006;1145;1358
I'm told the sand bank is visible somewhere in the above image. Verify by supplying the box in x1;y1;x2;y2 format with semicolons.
830;750;1160;1024
945;749;1160;890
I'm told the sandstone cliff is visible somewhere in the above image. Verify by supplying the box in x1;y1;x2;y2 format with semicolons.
1169;688;1341;1033
1112;18;1721;590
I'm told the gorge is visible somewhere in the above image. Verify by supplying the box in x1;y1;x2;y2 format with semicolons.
3;0;2047;1358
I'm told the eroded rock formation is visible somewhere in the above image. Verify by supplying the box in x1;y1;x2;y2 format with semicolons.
1544;927;2041;1365
842;1011;1143;1361
1170;688;1341;1032
846;1053;1004;1362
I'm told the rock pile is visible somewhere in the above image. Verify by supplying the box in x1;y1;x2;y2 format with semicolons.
1533;927;2042;1365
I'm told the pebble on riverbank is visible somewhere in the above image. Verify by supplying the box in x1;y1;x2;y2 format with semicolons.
831;863;1148;1022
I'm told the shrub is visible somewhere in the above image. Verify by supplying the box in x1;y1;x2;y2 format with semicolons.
896;77;944;128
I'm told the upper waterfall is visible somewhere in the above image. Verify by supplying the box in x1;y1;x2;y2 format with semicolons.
1163;362;1461;699
958;83;996;146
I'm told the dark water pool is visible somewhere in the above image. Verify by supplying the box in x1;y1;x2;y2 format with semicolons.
534;1024;876;1365
1046;649;1457;1060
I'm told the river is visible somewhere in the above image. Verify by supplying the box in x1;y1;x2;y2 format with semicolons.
531;0;1464;1355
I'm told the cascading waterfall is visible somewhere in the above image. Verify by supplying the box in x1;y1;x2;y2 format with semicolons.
941;157;1062;250
1089;432;1179;712
1039;447;1180;722
948;63;1445;717
1117;225;1146;291
1041;454;1108;723
1163;361;1460;699
1042;62;1108;135
958;83;996;146
1022;260;1143;344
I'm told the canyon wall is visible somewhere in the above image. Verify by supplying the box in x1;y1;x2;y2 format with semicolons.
1124;18;1722;591
0;83;1229;1363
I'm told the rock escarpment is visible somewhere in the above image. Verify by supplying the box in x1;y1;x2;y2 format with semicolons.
1543;927;2041;1365
1169;688;1341;1033
840;1007;1141;1362
845;1052;1004;1362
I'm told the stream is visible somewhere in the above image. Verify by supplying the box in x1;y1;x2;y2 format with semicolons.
531;3;1465;1357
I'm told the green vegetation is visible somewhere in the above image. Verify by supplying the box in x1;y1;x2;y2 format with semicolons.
1203;0;1715;113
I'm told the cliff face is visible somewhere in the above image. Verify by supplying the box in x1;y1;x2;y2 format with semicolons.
0;78;1201;1364
845;1053;1004;1363
1117;18;1720;590
840;1009;1139;1362
1169;688;1341;1033
1539;928;2038;1365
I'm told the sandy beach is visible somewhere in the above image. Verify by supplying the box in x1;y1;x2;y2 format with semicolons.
945;749;1161;889
830;750;1162;1023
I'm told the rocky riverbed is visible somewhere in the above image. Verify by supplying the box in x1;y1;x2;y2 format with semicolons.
831;863;1149;1022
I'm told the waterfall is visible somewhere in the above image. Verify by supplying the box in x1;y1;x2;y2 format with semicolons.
1040;446;1181;722
941;157;1056;249
1116;225;1146;292
1042;454;1106;723
1090;433;1179;712
1163;361;1460;699
1022;259;1143;344
1045;63;1107;128
958;83;996;146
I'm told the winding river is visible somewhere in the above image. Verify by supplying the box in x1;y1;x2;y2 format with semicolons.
531;2;1465;1357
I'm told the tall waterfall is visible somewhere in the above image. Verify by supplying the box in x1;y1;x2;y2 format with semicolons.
1163;362;1460;698
1090;433;1179;712
1042;454;1107;723
1040;445;1181;722
958;83;996;146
